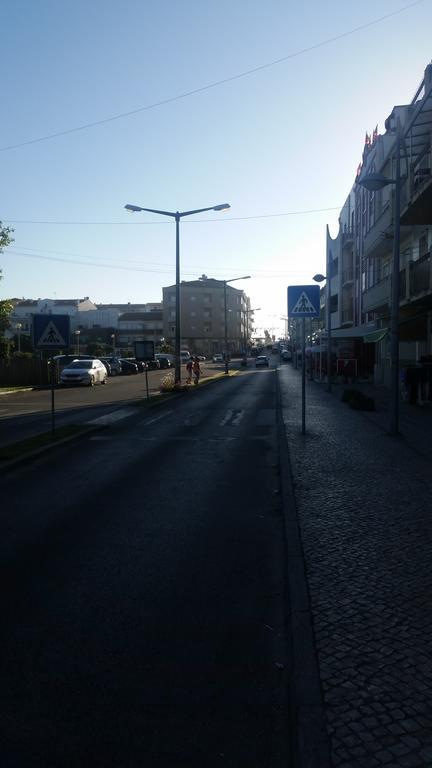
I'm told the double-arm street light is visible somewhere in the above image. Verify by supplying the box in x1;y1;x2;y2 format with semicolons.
358;120;402;436
125;202;230;384
223;276;251;374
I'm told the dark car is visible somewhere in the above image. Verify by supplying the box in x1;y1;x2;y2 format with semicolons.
146;359;161;371
100;356;122;376
125;359;146;373
155;356;172;369
119;358;139;375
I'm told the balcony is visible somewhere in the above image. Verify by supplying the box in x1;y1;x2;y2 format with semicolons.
362;276;390;314
399;252;432;304
400;162;432;226
363;202;392;258
342;268;354;285
341;229;354;247
341;308;354;325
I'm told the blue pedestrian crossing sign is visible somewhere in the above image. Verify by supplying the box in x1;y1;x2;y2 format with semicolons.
287;285;320;318
33;314;71;349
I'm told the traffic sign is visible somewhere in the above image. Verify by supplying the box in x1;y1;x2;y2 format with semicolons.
135;340;155;361
287;285;320;318
33;314;71;349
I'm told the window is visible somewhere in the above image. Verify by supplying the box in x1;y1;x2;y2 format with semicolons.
169;295;176;304
204;309;211;318
419;232;428;258
190;295;197;302
190;311;196;317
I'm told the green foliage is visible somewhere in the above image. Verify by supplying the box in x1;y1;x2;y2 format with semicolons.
0;222;15;351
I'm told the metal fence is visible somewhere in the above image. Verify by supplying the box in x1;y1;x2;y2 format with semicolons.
0;358;50;386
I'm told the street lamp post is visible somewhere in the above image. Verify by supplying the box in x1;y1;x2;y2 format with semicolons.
244;307;260;354
74;329;80;357
16;323;22;353
223;276;251;374
125;202;230;384
358;119;402;435
110;333;115;354
313;272;331;392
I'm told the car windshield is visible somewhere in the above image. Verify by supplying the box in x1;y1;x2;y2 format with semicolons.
66;360;93;369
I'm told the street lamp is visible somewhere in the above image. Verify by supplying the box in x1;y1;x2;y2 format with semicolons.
358;120;402;436
223;276;251;374
244;307;260;353
74;329;80;356
110;333;115;354
125;202;230;383
313;272;331;393
16;322;22;353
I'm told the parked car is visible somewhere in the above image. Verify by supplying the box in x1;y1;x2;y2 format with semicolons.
281;349;292;362
124;358;146;373
255;355;269;368
212;353;223;363
145;359;161;371
100;356;122;376
60;359;107;386
155;355;172;369
180;350;191;363
119;359;139;375
99;359;111;376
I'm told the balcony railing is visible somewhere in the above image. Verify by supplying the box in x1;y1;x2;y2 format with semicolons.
342;268;354;284
341;308;354;324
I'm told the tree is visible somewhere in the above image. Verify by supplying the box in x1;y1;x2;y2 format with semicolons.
0;222;15;356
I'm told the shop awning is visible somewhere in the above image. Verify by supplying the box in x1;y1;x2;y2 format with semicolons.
363;328;389;344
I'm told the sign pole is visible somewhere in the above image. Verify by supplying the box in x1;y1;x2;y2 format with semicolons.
302;317;306;435
145;365;149;399
50;355;56;438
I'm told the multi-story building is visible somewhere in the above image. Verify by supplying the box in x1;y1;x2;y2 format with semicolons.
162;275;251;357
7;297;98;342
319;62;432;385
117;310;163;348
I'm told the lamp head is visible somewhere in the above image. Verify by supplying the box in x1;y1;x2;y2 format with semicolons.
213;203;230;212
125;204;143;212
313;273;326;283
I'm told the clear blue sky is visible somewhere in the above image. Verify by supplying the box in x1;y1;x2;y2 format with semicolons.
1;0;431;336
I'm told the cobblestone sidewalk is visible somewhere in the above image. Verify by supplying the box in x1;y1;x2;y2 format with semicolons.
279;365;432;768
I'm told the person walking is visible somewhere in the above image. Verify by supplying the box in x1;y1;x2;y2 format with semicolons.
185;357;193;384
192;356;201;386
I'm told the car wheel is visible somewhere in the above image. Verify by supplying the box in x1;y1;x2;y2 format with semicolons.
89;377;95;387
101;376;107;384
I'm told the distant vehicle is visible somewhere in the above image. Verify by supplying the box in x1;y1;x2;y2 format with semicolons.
180;350;191;363
119;359;139;375
145;359;160;371
60;359;107;386
255;355;269;368
155;355;172;369
212;353;223;363
100;356;122;376
281;349;292;362
197;355;206;361
126;359;146;373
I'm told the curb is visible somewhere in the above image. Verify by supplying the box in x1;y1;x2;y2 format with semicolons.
0;425;100;475
276;371;332;768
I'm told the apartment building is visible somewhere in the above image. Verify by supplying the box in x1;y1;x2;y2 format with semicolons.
319;62;432;385
162;275;251;357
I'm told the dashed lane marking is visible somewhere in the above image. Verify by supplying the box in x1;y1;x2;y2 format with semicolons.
219;409;244;427
141;410;173;426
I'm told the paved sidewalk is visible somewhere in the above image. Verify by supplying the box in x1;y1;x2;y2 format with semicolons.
279;364;432;768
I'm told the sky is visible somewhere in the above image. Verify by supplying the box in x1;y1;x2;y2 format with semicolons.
1;0;432;337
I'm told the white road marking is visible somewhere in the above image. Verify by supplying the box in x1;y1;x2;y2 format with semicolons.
220;410;233;426
142;410;173;426
86;407;139;426
232;410;244;426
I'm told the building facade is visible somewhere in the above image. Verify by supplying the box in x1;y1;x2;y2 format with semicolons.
162;276;251;357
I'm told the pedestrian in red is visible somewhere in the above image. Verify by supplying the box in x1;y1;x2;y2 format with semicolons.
192;356;201;386
186;357;193;384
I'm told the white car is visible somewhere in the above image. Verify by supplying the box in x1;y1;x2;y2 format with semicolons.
60;359;108;386
255;355;269;367
212;354;224;363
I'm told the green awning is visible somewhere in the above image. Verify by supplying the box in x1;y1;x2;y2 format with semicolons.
363;329;389;344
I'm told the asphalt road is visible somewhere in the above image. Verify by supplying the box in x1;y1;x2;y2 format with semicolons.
1;364;291;767
0;362;217;448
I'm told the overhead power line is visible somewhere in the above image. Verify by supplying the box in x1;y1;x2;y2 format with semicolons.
2;206;340;226
0;0;424;153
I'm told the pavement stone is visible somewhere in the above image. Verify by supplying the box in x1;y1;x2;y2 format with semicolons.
279;364;432;768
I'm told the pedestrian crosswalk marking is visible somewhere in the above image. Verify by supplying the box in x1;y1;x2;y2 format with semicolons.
291;291;317;315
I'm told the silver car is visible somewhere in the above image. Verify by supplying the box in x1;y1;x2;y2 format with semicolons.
60;359;108;386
